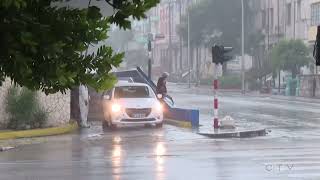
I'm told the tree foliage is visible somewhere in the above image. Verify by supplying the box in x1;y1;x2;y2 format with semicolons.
271;39;311;77
0;0;159;94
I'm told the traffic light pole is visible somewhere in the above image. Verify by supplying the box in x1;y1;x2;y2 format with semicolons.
148;39;152;79
211;45;233;129
241;0;245;94
213;64;219;129
148;55;152;79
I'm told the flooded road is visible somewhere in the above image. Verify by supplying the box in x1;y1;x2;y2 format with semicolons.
0;124;319;179
171;84;320;139
1;85;320;179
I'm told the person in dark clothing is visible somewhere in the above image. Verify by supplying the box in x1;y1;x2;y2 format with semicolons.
156;72;169;95
156;72;174;105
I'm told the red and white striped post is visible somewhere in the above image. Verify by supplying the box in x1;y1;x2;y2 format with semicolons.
213;64;219;129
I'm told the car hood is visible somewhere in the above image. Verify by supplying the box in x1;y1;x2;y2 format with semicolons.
115;98;159;108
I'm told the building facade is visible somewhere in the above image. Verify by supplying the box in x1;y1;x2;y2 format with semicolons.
254;0;320;65
251;0;320;91
149;0;196;78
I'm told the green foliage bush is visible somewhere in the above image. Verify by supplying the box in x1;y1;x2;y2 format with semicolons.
5;87;48;130
200;75;241;89
200;77;214;86
219;75;241;89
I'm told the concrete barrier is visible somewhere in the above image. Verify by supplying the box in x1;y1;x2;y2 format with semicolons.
164;107;199;128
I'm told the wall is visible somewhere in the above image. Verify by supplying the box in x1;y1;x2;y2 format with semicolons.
299;75;320;97
0;79;70;128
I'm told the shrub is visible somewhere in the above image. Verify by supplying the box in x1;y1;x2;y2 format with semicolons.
5;86;48;130
219;75;241;89
200;77;214;86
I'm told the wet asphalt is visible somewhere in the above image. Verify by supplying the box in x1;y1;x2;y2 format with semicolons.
1;85;320;180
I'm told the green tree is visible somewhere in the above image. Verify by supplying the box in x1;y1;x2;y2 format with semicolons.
177;0;257;54
271;39;311;78
0;0;159;94
177;0;262;78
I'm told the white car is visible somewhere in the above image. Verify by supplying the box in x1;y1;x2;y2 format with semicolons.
102;81;164;129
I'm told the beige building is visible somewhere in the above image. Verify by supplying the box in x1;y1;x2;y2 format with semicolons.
254;0;320;53
252;0;320;83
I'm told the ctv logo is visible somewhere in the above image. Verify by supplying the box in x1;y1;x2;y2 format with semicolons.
265;164;294;172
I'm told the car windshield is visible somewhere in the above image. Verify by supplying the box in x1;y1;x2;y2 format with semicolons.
114;86;151;99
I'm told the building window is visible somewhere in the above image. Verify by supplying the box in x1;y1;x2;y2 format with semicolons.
311;2;320;26
287;3;291;26
297;0;302;20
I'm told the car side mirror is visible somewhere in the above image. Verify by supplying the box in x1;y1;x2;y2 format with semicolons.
103;95;111;100
157;94;163;99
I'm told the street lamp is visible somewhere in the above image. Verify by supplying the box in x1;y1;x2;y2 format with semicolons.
188;5;191;88
241;0;245;94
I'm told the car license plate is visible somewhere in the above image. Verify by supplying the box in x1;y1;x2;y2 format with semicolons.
133;113;145;118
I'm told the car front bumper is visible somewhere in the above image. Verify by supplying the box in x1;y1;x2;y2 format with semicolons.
111;115;163;126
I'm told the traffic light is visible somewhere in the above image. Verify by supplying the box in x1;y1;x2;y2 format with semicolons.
212;45;221;64
211;45;233;64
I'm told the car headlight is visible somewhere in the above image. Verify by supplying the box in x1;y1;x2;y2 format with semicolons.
154;102;163;112
112;104;121;113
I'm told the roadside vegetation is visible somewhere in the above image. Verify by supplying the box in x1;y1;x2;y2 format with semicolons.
5;87;47;130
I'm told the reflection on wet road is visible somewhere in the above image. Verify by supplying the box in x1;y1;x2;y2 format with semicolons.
0;124;320;180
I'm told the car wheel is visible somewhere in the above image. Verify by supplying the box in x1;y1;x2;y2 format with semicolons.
156;122;163;128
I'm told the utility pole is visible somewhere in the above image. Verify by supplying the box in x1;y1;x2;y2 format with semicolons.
267;0;270;58
187;2;191;88
293;0;296;39
284;1;287;37
266;0;270;86
277;0;280;39
179;0;183;73
168;1;173;74
278;0;281;93
241;0;245;94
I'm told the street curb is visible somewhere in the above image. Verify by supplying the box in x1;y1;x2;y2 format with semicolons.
0;122;78;140
164;119;192;129
197;128;267;138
